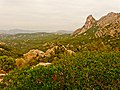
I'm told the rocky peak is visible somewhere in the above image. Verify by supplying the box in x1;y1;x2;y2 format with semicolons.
73;15;96;36
95;12;120;38
97;12;120;27
86;15;96;22
84;15;96;29
73;12;120;37
107;12;116;16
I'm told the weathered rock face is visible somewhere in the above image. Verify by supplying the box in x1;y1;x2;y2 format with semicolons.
23;49;45;60
97;12;120;27
73;12;120;38
73;15;96;36
95;12;120;38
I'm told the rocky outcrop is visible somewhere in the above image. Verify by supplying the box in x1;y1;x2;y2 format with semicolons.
45;45;75;57
73;12;120;38
0;48;4;51
73;15;96;36
15;45;76;68
0;42;5;45
45;46;58;57
16;49;45;68
23;49;45;60
95;12;120;38
97;12;120;27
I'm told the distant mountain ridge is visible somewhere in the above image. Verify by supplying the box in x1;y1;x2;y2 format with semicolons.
0;29;72;35
73;12;120;38
0;29;40;34
53;30;72;34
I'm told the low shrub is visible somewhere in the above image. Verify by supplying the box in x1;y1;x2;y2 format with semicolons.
0;56;16;72
1;51;120;90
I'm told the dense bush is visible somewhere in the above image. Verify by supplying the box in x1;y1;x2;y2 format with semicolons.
0;56;16;71
1;51;120;90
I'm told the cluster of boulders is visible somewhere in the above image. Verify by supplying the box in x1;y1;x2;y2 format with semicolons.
44;45;76;57
15;45;76;68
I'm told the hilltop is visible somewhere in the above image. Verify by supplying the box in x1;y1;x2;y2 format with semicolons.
73;12;120;38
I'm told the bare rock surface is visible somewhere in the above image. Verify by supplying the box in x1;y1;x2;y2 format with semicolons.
23;49;45;60
73;12;120;38
73;15;96;35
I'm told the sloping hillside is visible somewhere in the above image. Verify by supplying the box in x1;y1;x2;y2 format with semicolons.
73;12;120;38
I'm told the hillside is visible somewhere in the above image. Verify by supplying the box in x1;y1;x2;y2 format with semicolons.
0;12;120;90
73;12;120;38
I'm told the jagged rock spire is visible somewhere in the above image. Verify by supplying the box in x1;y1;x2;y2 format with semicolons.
73;15;96;35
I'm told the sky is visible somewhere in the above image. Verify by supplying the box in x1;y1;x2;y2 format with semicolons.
0;0;120;32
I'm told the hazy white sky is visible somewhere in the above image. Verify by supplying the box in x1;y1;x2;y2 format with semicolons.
0;0;120;32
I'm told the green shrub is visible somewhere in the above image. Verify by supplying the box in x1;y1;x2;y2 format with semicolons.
0;56;16;71
1;51;120;90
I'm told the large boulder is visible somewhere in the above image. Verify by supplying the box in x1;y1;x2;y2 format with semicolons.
0;42;5;45
0;48;4;51
23;49;45;60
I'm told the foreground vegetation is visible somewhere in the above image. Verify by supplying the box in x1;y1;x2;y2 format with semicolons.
0;33;120;90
